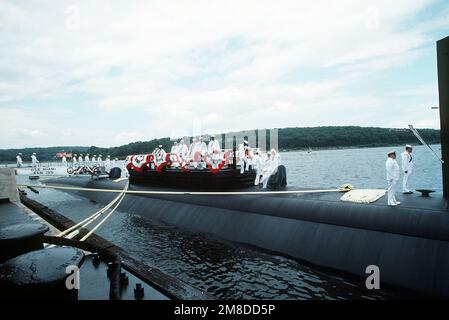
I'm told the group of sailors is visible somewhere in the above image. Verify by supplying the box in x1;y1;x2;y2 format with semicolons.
385;144;414;206
151;136;282;187
71;153;118;169
16;153;39;167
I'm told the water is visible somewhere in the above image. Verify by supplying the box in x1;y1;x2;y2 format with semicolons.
284;144;442;192
22;144;440;299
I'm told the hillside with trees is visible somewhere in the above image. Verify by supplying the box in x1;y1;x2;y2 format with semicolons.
0;126;441;162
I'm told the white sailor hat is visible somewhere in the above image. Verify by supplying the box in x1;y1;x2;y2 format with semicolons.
387;150;396;156
158;145;162;148
180;139;184;143
107;155;110;158
32;152;36;155
18;153;22;155
174;141;178;144
405;144;413;149
210;134;215;138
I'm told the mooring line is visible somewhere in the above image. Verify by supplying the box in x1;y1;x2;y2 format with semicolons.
80;182;129;241
17;183;353;195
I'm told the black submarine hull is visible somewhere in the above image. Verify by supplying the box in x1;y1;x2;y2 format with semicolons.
45;177;449;298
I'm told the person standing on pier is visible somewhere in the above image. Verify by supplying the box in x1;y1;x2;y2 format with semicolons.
16;153;23;167
31;153;39;167
386;151;401;206
401;145;414;194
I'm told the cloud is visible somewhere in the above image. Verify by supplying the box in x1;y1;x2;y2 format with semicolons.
0;0;448;148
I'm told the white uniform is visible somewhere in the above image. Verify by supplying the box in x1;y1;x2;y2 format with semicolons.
97;156;103;166
62;156;67;166
170;144;180;168
105;157;111;171
84;155;90;165
31;155;39;167
16;155;23;167
179;142;189;164
78;155;83;164
208;139;221;168
199;140;207;169
386;157;400;206
189;141;200;168
252;153;265;185
401;151;413;193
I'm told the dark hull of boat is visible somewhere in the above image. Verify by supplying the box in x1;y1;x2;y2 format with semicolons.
44;177;449;298
129;167;257;190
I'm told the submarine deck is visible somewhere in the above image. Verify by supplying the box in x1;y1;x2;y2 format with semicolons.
41;176;449;242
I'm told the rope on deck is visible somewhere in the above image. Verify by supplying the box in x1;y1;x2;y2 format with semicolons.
17;183;354;195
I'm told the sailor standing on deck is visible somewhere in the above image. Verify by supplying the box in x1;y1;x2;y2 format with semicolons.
78;154;83;165
189;138;198;168
62;154;67;166
73;154;77;166
179;139;189;165
84;154;90;166
91;155;97;165
105;155;111;172
97;155;103;166
386;151;401;206
16;153;23;168
31;153;39;167
199;137;207;169
208;135;221;169
170;141;180;168
401;145;414;194
252;149;264;185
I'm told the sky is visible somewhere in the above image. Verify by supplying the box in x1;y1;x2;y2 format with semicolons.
0;0;449;149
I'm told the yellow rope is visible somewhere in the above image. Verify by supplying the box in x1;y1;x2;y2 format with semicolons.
80;182;129;241
18;183;353;195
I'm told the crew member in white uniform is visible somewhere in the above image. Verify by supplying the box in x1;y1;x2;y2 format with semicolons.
170;141;180;168
401;145;413;194
189;138;198;168
386;150;401;206
252;149;264;185
179;139;189;166
239;140;252;174
260;152;274;188
73;154;77;166
78;154;83;165
84;154;90;166
198;137;207;169
105;155;111;172
16;153;23;168
97;155;103;166
31;153;39;167
207;135;221;169
92;155;97;165
62;154;67;166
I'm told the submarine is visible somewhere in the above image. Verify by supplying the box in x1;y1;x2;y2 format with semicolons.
37;36;449;298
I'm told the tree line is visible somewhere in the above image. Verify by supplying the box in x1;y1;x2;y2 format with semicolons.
0;126;441;162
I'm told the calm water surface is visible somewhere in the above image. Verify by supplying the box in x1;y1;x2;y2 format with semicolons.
23;144;440;299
